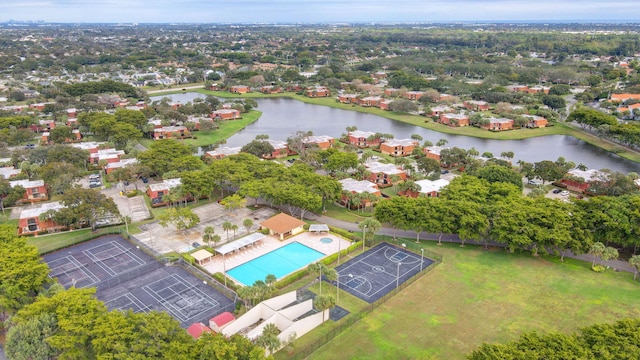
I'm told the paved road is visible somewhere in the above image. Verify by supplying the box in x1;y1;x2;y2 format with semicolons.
146;84;203;95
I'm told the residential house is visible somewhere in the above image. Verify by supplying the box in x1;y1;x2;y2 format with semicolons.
305;86;330;98
66;117;78;128
90;148;125;165
523;115;549;128
400;179;450;198
347;130;381;148
438;113;470;127
29;102;54;111
260;213;306;240
380;138;418;157
338;178;381;207
211;109;241;120
482;118;514;131
464;100;490;111
506;85;529;93
262;140;293;159
403;91;424;101
153;126;191;140
365;161;407;186
10;179;48;203
610;93;640;103
429;105;452;117
230;85;250;94
0;166;21;179
66;108;78;118
146;178;183;206
21;89;40;98
205;146;242;160
31;119;55;133
379;99;393;110
359;96;383;107
18;201;65;235
302;135;335;150
105;158;138;174
527;86;550;94
169;102;182;110
260;85;282;94
209;83;221;91
384;88;400;97
561;169;608;193
337;94;359;104
423;146;445;161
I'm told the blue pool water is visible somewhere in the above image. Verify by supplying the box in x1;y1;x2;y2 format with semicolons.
227;242;324;286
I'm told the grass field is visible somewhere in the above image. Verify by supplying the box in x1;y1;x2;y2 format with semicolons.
304;242;640;360
26;226;127;255
183;110;262;147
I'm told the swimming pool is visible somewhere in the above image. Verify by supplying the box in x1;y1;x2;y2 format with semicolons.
227;242;324;286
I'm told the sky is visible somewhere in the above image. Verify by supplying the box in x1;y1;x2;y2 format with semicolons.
0;0;637;23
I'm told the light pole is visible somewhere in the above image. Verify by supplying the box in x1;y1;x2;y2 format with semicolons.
223;253;227;287
336;274;340;304
396;262;401;291
362;224;367;253
420;248;424;271
338;236;342;265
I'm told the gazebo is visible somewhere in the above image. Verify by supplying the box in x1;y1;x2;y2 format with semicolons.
260;213;306;240
191;249;214;265
309;224;330;234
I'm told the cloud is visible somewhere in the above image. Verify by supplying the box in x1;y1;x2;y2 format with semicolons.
1;0;638;22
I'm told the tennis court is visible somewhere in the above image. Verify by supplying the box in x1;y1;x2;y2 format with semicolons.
44;235;235;327
330;242;435;303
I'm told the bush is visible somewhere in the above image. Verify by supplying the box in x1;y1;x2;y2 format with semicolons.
592;265;606;272
275;268;308;289
329;226;358;241
213;272;238;291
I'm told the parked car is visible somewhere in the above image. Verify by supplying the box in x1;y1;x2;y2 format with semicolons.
89;181;102;188
560;190;570;196
89;174;101;180
441;170;449;175
192;242;201;248
140;176;149;184
528;179;542;186
552;189;562;194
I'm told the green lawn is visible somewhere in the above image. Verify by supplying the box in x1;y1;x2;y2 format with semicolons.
322;202;374;223
304;242;640;360
184;111;262;147
26;227;127;255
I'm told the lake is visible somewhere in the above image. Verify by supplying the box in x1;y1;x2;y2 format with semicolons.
150;93;640;173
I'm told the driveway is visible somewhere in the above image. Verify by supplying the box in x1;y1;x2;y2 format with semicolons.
102;180;151;223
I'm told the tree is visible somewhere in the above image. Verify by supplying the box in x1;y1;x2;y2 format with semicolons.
54;187;120;230
589;242;606;268
542;95;566;110
629;255;640;280
158;207;200;234
202;226;216;247
222;221;233;242
220;194;246;215
359;218;382;248
49;125;73;144
436;138;448;147
534;160;565;183
241;140;275;158
314;294;336;322
255;323;281;355
0;225;51;321
137;140;197;177
243;218;254;234
474;165;523;189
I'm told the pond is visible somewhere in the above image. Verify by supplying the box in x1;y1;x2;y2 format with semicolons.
150;93;640;173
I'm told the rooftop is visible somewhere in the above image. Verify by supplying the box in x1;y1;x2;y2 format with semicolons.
339;178;380;194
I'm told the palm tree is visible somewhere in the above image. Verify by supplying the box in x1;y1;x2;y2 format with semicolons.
323;268;338;301
243;218;254;234
313;294;336;322
222;221;233;242
629;255;640;280
256;323;281;355
202;226;215;247
345;125;357;137
231;224;239;239
359;218;382;248
411;133;423;141
265;274;277;289
309;263;325;295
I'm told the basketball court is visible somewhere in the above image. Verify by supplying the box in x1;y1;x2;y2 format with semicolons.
331;242;435;303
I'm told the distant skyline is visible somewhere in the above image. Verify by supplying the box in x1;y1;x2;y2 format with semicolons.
0;1;638;24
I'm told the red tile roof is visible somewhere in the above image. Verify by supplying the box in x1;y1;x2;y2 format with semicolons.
210;311;235;327
260;213;306;234
187;322;212;339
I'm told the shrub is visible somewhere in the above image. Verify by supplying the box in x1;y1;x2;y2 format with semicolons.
592;265;606;272
213;272;238;291
275;268;308;289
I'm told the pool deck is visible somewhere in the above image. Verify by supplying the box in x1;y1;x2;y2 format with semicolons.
203;232;352;285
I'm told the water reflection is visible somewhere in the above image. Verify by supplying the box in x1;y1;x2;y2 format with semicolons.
151;93;640;173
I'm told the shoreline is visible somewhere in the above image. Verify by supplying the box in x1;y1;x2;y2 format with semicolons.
150;86;640;165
